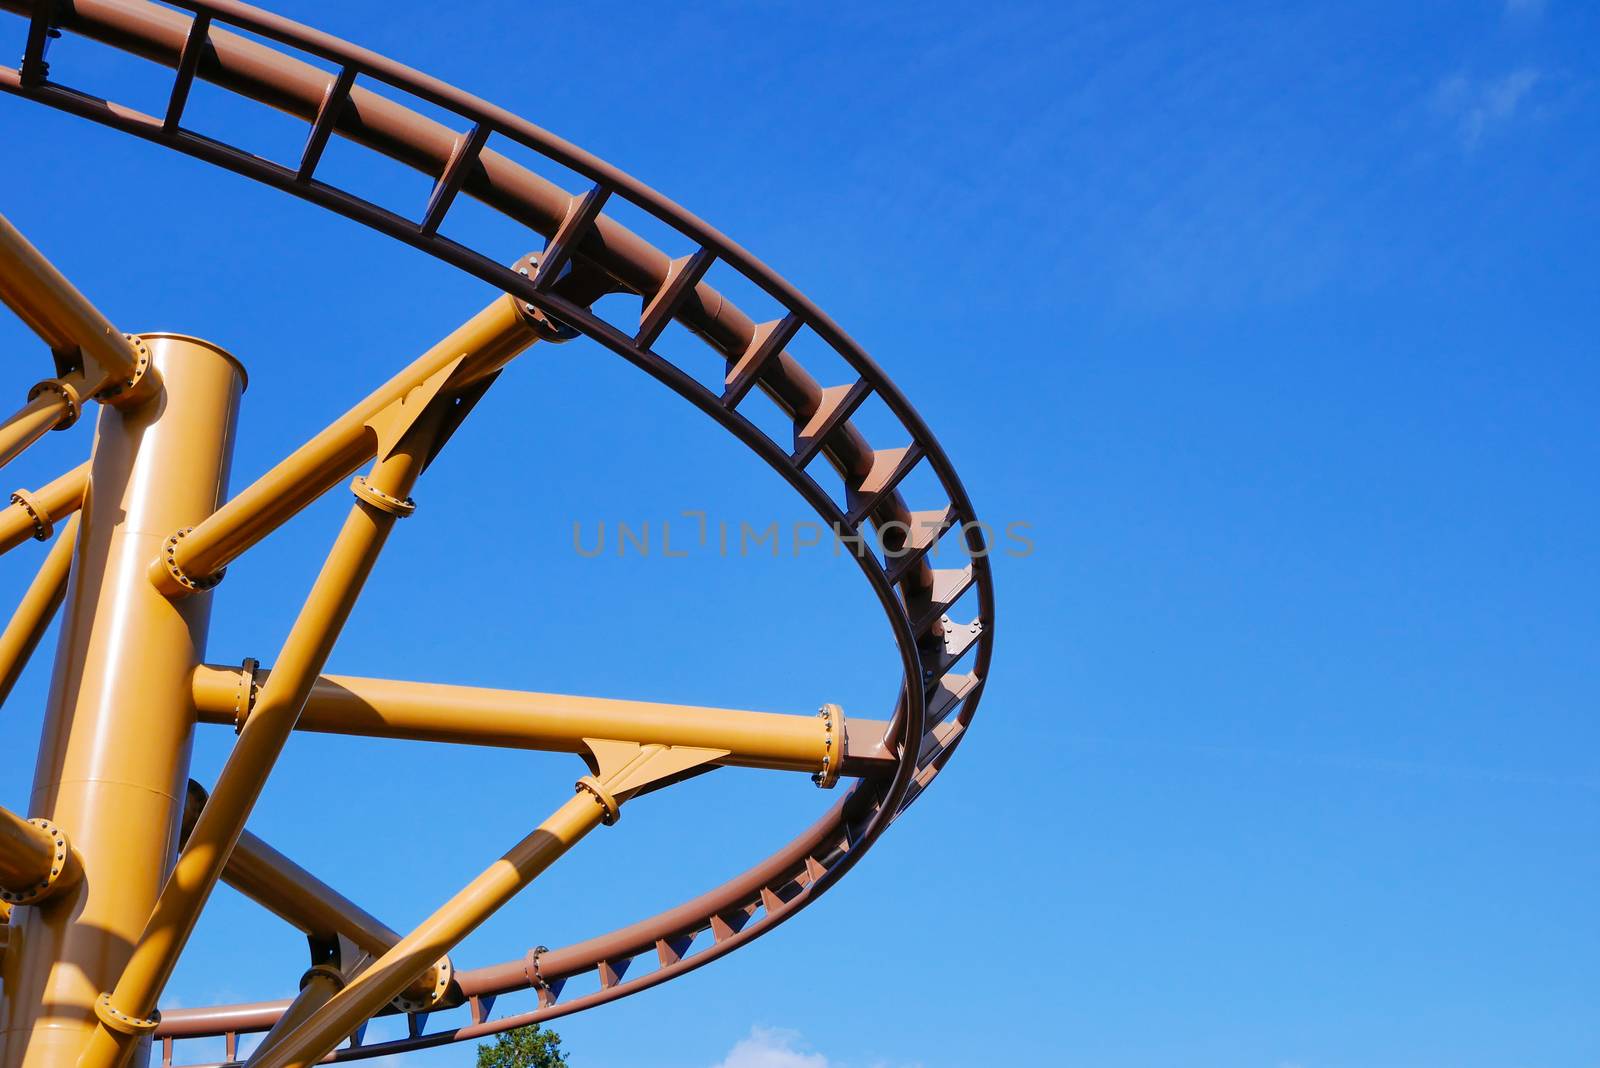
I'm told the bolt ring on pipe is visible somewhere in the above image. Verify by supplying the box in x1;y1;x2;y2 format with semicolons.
232;655;260;734
391;956;454;1014
573;777;621;827
160;527;226;592
299;963;346;992
8;487;54;542
93;334;153;404
349;475;416;519
25;376;82;429
94;993;161;1037
0;817;72;906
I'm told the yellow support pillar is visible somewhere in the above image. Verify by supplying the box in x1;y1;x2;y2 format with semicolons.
80;385;457;1068
0;336;243;1068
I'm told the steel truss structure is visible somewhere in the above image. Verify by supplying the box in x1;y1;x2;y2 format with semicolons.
0;3;995;1067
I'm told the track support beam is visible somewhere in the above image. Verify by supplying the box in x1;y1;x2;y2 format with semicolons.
190;667;893;779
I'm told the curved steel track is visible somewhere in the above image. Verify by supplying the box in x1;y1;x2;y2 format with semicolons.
0;2;996;1063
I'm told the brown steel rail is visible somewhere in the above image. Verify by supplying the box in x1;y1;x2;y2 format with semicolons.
0;1;995;1063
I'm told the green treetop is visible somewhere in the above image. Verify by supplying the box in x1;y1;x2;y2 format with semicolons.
475;1024;569;1068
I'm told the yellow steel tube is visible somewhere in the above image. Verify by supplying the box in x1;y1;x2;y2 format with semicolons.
246;967;345;1068
0;393;68;472
0;463;89;556
83;407;450;1068
178;782;399;957
0;805;57;895
0;338;242;1068
0;212;146;395
179;782;450;1012
247;792;607;1068
152;294;539;596
231;833;401;959
189;668;855;775
0;513;79;709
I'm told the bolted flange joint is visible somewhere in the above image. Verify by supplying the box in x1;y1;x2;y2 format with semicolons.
350;476;416;518
298;962;345;992
392;954;455;1014
0;818;76;906
93;334;155;407
574;775;621;826
26;375;84;430
156;527;226;595
9;487;54;542
811;703;843;789
93;992;159;1037
232;656;261;734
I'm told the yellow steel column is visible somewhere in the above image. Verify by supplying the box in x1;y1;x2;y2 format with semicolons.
80;400;450;1068
0;336;243;1068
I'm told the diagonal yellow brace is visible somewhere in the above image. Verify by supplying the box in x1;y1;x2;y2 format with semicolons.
0;211;154;405
0;462;88;558
0;513;77;710
150;290;547;598
179;781;452;1014
244;745;724;1068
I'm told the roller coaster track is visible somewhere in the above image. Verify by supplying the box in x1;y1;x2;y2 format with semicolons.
0;2;995;1064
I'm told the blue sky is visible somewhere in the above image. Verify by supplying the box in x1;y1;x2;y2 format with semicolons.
1;0;1597;1066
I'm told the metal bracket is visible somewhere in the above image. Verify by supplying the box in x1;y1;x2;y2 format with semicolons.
363;353;468;465
575;739;730;826
513;252;580;342
19;0;64;88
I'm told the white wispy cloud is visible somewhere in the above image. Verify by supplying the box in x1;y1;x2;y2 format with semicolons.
713;1028;830;1068
710;1027;921;1068
1432;68;1541;148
